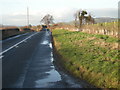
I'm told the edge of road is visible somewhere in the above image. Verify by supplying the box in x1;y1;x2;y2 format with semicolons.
51;32;97;88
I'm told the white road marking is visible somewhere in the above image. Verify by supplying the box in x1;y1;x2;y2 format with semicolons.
1;33;30;43
0;32;39;56
23;40;27;42
15;46;19;48
41;40;49;45
0;55;4;59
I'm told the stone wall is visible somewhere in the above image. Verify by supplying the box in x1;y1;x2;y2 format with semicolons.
2;28;20;39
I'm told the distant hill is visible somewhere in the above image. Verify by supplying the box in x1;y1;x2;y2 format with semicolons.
64;17;117;25
94;17;117;23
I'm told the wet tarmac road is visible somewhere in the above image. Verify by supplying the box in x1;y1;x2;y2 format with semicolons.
2;30;92;88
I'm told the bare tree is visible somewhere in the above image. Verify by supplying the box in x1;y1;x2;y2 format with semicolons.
40;14;54;27
85;14;95;24
78;10;87;30
74;10;94;31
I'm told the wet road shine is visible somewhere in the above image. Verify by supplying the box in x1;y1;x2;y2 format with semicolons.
2;30;90;88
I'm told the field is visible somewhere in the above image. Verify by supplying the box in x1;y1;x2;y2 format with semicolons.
82;21;118;31
54;21;119;37
52;29;119;88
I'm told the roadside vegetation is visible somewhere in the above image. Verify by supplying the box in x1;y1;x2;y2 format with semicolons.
52;29;119;88
53;20;118;37
82;21;118;32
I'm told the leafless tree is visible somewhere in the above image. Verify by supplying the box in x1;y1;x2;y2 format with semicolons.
76;10;88;30
85;14;95;24
40;14;54;27
74;10;94;31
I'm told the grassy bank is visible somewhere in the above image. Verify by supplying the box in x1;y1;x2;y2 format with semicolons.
52;29;119;88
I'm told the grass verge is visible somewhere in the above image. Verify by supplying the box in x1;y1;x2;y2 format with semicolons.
52;29;119;88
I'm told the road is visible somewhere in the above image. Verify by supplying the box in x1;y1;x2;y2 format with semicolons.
2;30;92;88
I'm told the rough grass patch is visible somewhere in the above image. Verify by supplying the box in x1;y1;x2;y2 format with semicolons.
52;29;119;88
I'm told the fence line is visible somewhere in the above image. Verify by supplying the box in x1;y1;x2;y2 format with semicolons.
55;27;118;37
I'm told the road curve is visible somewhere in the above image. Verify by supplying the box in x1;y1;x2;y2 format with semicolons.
2;30;91;88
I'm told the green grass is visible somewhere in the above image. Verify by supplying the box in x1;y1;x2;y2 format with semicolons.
53;29;119;88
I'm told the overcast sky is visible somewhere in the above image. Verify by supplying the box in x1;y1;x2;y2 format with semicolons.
0;0;119;26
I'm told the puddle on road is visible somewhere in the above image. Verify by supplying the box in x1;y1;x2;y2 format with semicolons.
35;31;62;88
51;52;54;62
41;40;49;45
41;40;53;49
41;31;50;45
35;51;62;88
49;43;52;49
35;66;62;88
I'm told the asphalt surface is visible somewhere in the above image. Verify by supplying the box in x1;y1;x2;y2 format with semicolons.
2;30;92;88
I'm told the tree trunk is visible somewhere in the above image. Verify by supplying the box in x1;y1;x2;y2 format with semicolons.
79;18;82;31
